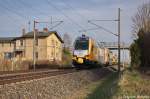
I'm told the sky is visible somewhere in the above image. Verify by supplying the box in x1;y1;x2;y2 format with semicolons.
0;0;149;44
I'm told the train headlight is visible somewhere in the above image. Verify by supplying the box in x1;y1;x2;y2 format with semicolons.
85;55;89;59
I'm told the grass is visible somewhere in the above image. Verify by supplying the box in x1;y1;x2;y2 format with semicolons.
114;70;150;98
87;72;119;99
71;69;150;99
62;49;72;66
71;72;119;99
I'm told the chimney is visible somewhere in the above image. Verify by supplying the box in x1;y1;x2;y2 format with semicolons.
43;28;48;32
22;28;26;36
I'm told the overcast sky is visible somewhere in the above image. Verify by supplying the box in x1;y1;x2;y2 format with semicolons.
0;0;149;44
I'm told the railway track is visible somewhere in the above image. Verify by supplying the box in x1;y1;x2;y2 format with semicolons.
0;66;117;85
0;69;76;85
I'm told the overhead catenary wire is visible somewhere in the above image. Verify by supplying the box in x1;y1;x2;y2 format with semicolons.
60;0;119;38
0;9;20;23
78;27;100;33
60;0;89;21
6;0;46;18
60;0;95;33
0;1;28;20
0;1;30;29
88;20;118;36
45;0;85;30
60;0;118;35
18;0;48;16
33;20;64;30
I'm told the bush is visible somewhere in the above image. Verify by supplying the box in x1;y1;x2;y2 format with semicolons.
130;39;141;68
62;49;72;66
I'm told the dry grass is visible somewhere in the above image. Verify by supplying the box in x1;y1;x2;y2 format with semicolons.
114;70;150;99
0;59;12;71
70;72;119;99
0;59;30;71
70;69;150;99
62;49;72;66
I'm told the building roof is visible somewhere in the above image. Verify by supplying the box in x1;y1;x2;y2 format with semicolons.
0;31;64;43
0;37;16;43
16;31;64;43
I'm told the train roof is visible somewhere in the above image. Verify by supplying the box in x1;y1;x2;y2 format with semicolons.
76;34;90;41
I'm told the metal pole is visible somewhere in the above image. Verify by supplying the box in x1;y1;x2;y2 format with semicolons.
33;20;36;70
28;21;31;32
123;42;125;68
118;8;121;73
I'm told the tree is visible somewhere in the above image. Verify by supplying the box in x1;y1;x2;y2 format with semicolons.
132;1;150;38
130;39;141;68
63;33;72;51
62;33;72;66
131;1;150;67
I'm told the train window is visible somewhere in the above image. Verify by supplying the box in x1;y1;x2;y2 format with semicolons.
74;40;89;50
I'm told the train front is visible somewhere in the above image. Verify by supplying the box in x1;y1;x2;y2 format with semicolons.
72;35;89;66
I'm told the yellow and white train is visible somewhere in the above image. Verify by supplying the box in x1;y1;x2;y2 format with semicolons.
72;34;116;68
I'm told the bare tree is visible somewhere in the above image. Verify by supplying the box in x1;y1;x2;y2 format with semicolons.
131;1;150;67
132;1;150;38
63;33;72;50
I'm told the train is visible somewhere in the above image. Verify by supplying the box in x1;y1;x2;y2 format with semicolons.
72;34;118;68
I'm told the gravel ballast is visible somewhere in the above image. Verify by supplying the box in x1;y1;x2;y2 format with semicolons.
0;68;112;99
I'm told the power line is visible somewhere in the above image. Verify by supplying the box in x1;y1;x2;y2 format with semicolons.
78;27;100;33
9;0;33;19
18;0;47;16
45;0;85;30
0;1;28;20
60;0;118;34
60;0;96;33
88;20;118;36
60;0;89;21
3;0;31;19
0;9;19;23
33;20;64;30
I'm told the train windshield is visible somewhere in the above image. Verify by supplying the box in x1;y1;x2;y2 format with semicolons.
74;40;89;50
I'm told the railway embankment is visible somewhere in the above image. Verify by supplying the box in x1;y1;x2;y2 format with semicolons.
0;68;112;99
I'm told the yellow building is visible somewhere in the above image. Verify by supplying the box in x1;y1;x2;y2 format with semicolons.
0;29;63;63
0;37;15;60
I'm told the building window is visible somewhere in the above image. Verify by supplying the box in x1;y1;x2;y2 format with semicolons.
51;40;54;47
56;52;58;57
4;52;13;59
36;39;38;46
36;52;38;59
20;40;23;46
51;48;55;58
51;51;53;57
56;41;58;47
